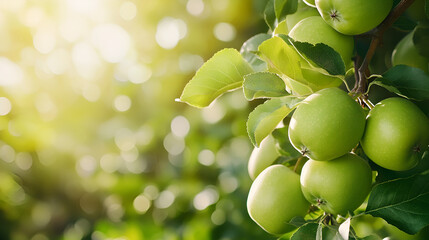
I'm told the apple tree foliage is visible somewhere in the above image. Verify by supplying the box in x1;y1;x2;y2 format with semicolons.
179;0;429;238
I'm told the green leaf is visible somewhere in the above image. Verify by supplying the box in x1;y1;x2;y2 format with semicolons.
274;0;298;22
374;151;429;183
290;223;318;240
392;15;417;32
240;33;271;71
271;126;301;158
413;23;429;58
243;72;289;100
258;36;343;95
369;65;429;101
282;35;346;76
179;48;253;108
365;172;429;234
258;36;312;95
247;97;301;147
291;223;344;240
264;0;276;31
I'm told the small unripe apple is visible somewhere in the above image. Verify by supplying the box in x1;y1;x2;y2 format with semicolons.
248;134;280;180
288;16;354;65
247;165;310;235
300;153;373;216
288;87;366;161
361;98;429;171
315;0;393;35
391;31;429;73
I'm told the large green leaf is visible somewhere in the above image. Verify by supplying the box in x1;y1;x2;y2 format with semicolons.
282;35;346;76
243;72;289;100
240;33;271;71
365;172;429;234
247;97;301;147
369;65;429;101
179;48;253;108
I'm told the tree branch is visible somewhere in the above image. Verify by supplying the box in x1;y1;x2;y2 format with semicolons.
352;0;416;95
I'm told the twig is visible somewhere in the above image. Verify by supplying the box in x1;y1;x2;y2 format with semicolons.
352;0;416;94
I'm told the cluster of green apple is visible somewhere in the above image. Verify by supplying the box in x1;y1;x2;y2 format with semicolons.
246;0;429;236
247;87;429;235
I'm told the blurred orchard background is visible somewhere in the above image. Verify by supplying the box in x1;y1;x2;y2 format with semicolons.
0;0;278;239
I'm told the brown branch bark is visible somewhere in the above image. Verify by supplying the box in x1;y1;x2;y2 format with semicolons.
352;0;416;95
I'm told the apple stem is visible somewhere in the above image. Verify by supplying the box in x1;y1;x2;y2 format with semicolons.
352;0;416;95
293;155;306;173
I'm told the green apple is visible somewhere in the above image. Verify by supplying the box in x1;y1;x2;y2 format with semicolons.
315;0;393;35
274;1;319;35
300;153;373;216
247;164;310;235
288;87;366;161
303;0;316;8
391;30;429;73
248;134;280;180
288;16;354;65
361;97;429;171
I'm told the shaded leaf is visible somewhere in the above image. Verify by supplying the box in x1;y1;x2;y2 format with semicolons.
179;48;253;108
247;97;301;147
365;172;429;234
413;23;429;58
271;126;301;158
243;72;289;100
274;0;298;22
426;0;429;19
392;15;417;31
264;0;276;31
281;35;346;76
240;33;271;71
374;151;429;183
290;222;318;240
369;65;429;101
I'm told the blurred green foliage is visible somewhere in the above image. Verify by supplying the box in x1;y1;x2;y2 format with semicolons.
0;1;426;239
0;0;276;239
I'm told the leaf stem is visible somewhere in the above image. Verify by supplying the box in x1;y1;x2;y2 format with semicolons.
361;97;375;110
352;0;416;94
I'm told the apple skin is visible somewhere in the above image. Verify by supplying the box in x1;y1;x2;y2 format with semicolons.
391;31;429;73
300;153;373;216
248;134;280;180
247;165;310;235
288;16;354;66
288;87;366;161
303;0;316;8
315;0;393;35
361;98;429;171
